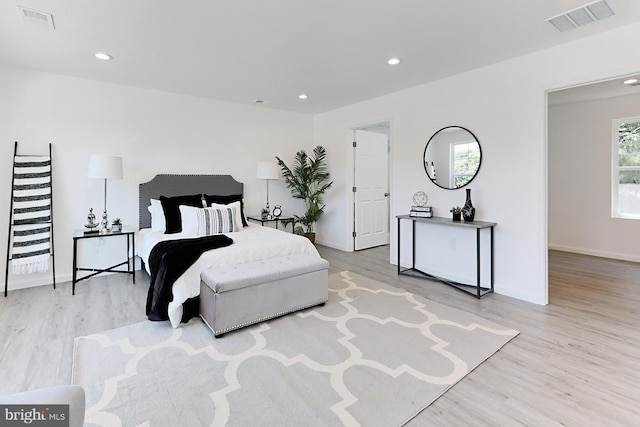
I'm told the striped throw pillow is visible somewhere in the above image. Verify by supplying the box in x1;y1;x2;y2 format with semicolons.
196;207;237;236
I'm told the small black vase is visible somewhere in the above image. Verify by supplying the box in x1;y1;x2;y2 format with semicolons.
462;188;475;221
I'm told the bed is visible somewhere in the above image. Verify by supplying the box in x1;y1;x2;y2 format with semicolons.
138;174;320;327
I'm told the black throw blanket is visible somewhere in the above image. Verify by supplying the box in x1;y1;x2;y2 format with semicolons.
146;234;233;322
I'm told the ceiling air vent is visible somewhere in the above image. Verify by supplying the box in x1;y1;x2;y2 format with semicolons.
16;5;55;30
546;0;614;32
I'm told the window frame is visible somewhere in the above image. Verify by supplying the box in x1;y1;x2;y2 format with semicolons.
611;116;640;220
449;140;479;189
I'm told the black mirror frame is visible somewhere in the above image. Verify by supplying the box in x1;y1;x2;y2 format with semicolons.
423;125;482;190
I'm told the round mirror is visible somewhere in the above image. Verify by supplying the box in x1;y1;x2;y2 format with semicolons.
423;126;482;189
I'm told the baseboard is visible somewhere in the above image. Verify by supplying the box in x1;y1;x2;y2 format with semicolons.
5;273;72;292
5;259;144;293
549;244;640;263
315;237;349;252
495;286;546;306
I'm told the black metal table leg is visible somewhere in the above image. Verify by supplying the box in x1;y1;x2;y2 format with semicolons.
72;238;78;295
397;217;401;274
131;233;135;284
476;228;481;298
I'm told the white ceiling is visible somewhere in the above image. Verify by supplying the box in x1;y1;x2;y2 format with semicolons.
2;0;640;114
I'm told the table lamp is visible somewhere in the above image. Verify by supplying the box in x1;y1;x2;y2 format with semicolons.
256;162;279;214
87;155;123;234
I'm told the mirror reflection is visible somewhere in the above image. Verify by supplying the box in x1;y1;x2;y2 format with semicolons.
423;126;482;189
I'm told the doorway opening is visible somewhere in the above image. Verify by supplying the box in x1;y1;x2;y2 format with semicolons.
547;72;640;303
352;122;390;251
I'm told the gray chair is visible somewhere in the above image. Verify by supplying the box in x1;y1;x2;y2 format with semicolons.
0;385;85;427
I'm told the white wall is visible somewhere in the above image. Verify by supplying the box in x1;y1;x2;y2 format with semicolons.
5;22;640;302
313;22;640;305
549;93;640;262
0;66;313;290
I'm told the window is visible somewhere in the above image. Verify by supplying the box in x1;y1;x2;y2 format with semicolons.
450;141;481;188
612;117;640;219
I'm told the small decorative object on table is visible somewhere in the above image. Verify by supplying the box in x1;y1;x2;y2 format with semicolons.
410;205;432;218
410;191;432;217
412;191;428;207
450;206;462;221
261;208;270;220
272;205;282;218
111;217;122;232
462;188;475;221
84;208;99;235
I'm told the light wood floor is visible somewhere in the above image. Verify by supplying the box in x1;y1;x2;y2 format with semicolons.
1;248;639;426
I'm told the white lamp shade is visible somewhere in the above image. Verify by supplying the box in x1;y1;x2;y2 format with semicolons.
87;155;123;179
256;162;279;180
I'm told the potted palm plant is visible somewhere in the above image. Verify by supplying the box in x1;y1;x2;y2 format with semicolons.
276;145;333;243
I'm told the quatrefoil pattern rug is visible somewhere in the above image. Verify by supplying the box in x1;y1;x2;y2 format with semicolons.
73;271;518;426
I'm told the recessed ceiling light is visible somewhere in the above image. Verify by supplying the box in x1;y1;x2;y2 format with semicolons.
94;52;112;61
623;78;639;85
298;94;308;100
387;58;400;65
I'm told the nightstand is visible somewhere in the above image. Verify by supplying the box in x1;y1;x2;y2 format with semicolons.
246;215;295;232
72;229;135;294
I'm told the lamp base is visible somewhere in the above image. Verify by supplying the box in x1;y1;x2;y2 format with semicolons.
100;210;109;234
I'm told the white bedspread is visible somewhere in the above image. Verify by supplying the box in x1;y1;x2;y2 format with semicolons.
138;224;320;327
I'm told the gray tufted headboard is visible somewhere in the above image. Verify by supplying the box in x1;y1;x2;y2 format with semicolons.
139;174;244;229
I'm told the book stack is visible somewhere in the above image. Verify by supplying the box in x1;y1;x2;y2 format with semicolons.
410;205;432;218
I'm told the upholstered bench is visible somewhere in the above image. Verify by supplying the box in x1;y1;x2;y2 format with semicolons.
199;254;329;337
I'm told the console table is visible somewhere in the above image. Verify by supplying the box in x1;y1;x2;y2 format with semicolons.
396;215;496;298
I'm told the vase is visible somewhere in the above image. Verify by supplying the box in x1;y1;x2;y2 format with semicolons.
452;212;461;221
462;188;475;221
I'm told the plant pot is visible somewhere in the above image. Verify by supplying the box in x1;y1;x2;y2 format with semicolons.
304;232;316;243
452;213;461;221
111;224;122;232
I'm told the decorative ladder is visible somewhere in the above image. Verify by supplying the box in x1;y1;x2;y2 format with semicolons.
4;141;56;296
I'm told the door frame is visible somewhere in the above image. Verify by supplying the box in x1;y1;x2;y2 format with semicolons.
350;120;392;252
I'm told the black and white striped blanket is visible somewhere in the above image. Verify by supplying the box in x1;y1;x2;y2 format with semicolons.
11;155;52;275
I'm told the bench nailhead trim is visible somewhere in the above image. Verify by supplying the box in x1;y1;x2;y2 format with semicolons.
211;298;328;336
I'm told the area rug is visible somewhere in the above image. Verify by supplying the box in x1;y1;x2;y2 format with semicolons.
72;271;518;426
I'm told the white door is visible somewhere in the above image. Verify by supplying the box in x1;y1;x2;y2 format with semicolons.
354;129;389;250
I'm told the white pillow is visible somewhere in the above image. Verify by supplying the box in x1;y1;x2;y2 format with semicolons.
149;199;165;232
179;205;237;236
209;201;243;231
196;207;237;235
179;205;200;236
